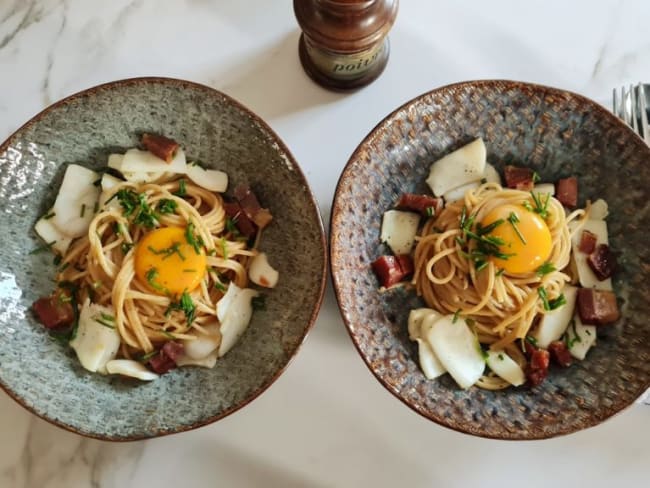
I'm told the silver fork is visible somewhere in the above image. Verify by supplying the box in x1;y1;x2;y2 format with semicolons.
612;83;650;144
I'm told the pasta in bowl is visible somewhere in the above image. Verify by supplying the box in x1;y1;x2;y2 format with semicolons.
0;78;326;440
330;80;650;439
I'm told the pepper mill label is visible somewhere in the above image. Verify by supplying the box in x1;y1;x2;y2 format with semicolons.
303;38;387;81
294;0;399;91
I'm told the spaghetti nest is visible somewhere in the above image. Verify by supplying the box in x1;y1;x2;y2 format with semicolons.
413;183;584;389
56;176;255;358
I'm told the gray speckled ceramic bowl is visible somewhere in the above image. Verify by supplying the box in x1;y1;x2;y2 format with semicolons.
0;77;326;440
331;80;650;440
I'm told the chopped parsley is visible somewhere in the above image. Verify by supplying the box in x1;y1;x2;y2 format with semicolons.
480;177;488;184
536;262;556;276
185;221;201;254
498;353;505;361
495;268;505;277
145;268;167;293
110;189;158;228
425;206;435;217
80;204;86;218
156;198;178;214
214;281;227;293
147;242;186;261
43;211;56;220
165;290;196;326
532;171;541;183
525;335;538;347
121;242;134;254
565;319;582;349
138;350;158;363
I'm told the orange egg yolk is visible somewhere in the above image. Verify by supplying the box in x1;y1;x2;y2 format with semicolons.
481;204;552;274
134;227;206;295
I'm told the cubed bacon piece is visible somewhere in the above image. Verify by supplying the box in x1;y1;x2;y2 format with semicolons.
548;340;572;367
577;288;619;325
504;165;534;190
141;133;179;163
32;292;74;329
233;185;273;229
223;201;256;238
587;244;617;280
556;177;578;208
526;348;550;387
578;229;598;254
396;254;414;277
371;254;413;288
396;193;443;217
149;341;184;374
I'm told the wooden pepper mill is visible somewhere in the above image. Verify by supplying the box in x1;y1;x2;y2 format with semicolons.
294;0;399;91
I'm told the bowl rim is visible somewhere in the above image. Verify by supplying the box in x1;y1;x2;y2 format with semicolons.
0;76;328;441
330;78;649;440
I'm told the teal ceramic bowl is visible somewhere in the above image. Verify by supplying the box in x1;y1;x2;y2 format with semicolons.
331;80;650;439
0;78;327;440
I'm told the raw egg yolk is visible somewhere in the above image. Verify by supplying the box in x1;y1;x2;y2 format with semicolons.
135;227;206;295
481;204;552;274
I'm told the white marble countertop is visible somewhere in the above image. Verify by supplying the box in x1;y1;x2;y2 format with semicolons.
1;1;649;487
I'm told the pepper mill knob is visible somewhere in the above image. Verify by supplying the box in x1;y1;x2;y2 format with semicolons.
294;0;399;91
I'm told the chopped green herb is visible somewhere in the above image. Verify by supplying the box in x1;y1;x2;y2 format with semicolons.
475;260;488;271
214;281;227;293
566;320;582;349
252;295;266;311
495;268;505;277
455;236;466;247
173;179;187;197
536;262;556;276
53;254;62;266
164;290;196;326
225;217;239;235
480;177;488;184
189;160;207;169
138;350;158;363
529;191;550;219
507;211;527;244
161;330;176;339
220;237;228;260
477;219;504;235
92;177;102;187
185;221;201;254
147;242;186;261
58;281;80;340
93;201;99;214
537;286;550;311
465;317;475;327
522;201;534;212
548;293;566;310
80;204;86;218
498;353;505;360
113;189;158;228
452;309;461;323
532;171;541;183
156;198;178;214
121;242;133;255
145;268;167;293
585;329;592;336
425;206;435;217
43;211;56;220
479;346;489;361
93;313;115;329
30;241;56;254
525;335;538;347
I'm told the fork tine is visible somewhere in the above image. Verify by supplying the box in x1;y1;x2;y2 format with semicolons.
630;84;639;134
639;83;649;144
